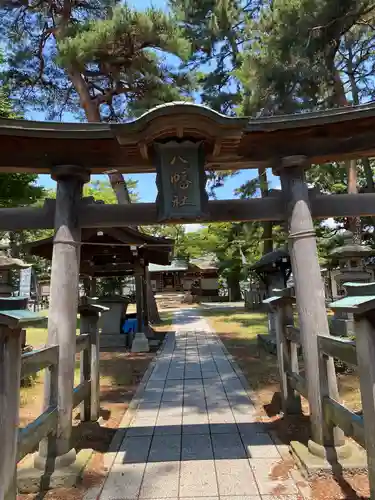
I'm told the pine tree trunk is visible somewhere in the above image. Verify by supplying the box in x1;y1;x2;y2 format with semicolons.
332;69;361;241
107;173;161;324
258;167;273;255
66;65;161;323
346;46;375;193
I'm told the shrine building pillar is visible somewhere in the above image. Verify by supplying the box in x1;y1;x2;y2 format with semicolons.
132;256;150;353
278;157;346;456
90;277;97;297
35;165;89;469
142;260;150;332
134;257;144;333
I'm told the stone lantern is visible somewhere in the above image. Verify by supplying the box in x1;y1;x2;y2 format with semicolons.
329;230;374;336
251;249;291;337
251;249;291;292
0;244;30;297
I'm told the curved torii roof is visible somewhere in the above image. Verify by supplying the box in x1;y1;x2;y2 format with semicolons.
0;101;375;174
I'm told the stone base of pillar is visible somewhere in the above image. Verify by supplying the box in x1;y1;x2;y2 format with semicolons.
34;448;77;470
17;449;93;493
290;440;367;477
131;332;150;353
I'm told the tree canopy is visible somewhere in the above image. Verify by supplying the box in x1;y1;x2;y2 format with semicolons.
2;0;375;291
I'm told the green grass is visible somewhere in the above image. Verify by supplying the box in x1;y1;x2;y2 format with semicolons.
21;319;82;416
199;305;362;412
159;310;175;326
198;307;279;394
25;327;48;348
25;314;81;348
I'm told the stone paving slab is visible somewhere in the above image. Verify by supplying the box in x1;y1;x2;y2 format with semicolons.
98;308;309;500
99;463;146;500
148;435;181;463
179;460;218;497
181;433;213;460
250;458;300;496
140;462;180;498
215;459;259;497
211;432;247;460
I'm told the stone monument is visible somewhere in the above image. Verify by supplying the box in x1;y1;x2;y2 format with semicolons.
251;249;291;353
0;243;30;297
329;231;374;336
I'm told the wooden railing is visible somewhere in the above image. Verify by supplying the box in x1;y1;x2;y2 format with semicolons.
18;345;59;463
266;284;375;499
284;326;365;447
0;301;106;500
17;333;95;463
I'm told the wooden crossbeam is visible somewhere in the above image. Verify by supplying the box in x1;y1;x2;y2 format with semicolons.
2;192;375;231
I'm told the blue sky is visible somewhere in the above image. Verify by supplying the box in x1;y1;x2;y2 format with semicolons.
38;170;280;203
34;0;280;204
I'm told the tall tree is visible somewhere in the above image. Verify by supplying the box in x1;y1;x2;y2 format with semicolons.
237;0;375;248
238;0;375;115
169;0;258;114
2;1;195;319
0;55;46;262
1;1;193;198
0;65;43;209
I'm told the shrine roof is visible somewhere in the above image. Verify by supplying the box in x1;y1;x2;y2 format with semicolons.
0;101;375;173
25;227;173;277
149;260;188;273
251;249;290;272
189;258;219;271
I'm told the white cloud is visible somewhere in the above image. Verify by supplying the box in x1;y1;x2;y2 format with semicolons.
184;223;203;233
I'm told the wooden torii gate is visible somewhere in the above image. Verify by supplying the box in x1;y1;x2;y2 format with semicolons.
2;101;375;493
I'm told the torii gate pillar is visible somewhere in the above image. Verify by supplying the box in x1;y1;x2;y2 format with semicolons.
278;157;346;456
35;165;90;469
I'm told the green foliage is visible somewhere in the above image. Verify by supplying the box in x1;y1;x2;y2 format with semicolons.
237;0;375;115
84;179;138;203
58;6;191;66
1;1;195;120
0;68;45;209
169;0;252;114
3;0;375;280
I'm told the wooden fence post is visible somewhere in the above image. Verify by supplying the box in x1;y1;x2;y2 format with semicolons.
330;282;375;500
0;327;22;500
134;259;144;333
142;262;149;332
0;309;47;500
355;316;375;500
79;301;108;422
36;348;59;490
264;291;302;415
79;338;91;422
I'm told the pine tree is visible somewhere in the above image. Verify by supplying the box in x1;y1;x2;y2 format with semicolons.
0;52;43;209
1;1;194;199
1;1;193;320
170;0;257;114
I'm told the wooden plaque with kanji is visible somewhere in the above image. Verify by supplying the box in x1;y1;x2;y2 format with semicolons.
153;141;208;222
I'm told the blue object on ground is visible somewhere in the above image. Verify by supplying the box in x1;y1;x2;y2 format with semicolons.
122;318;138;334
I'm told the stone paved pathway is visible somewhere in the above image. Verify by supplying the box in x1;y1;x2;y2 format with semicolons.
99;309;308;500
